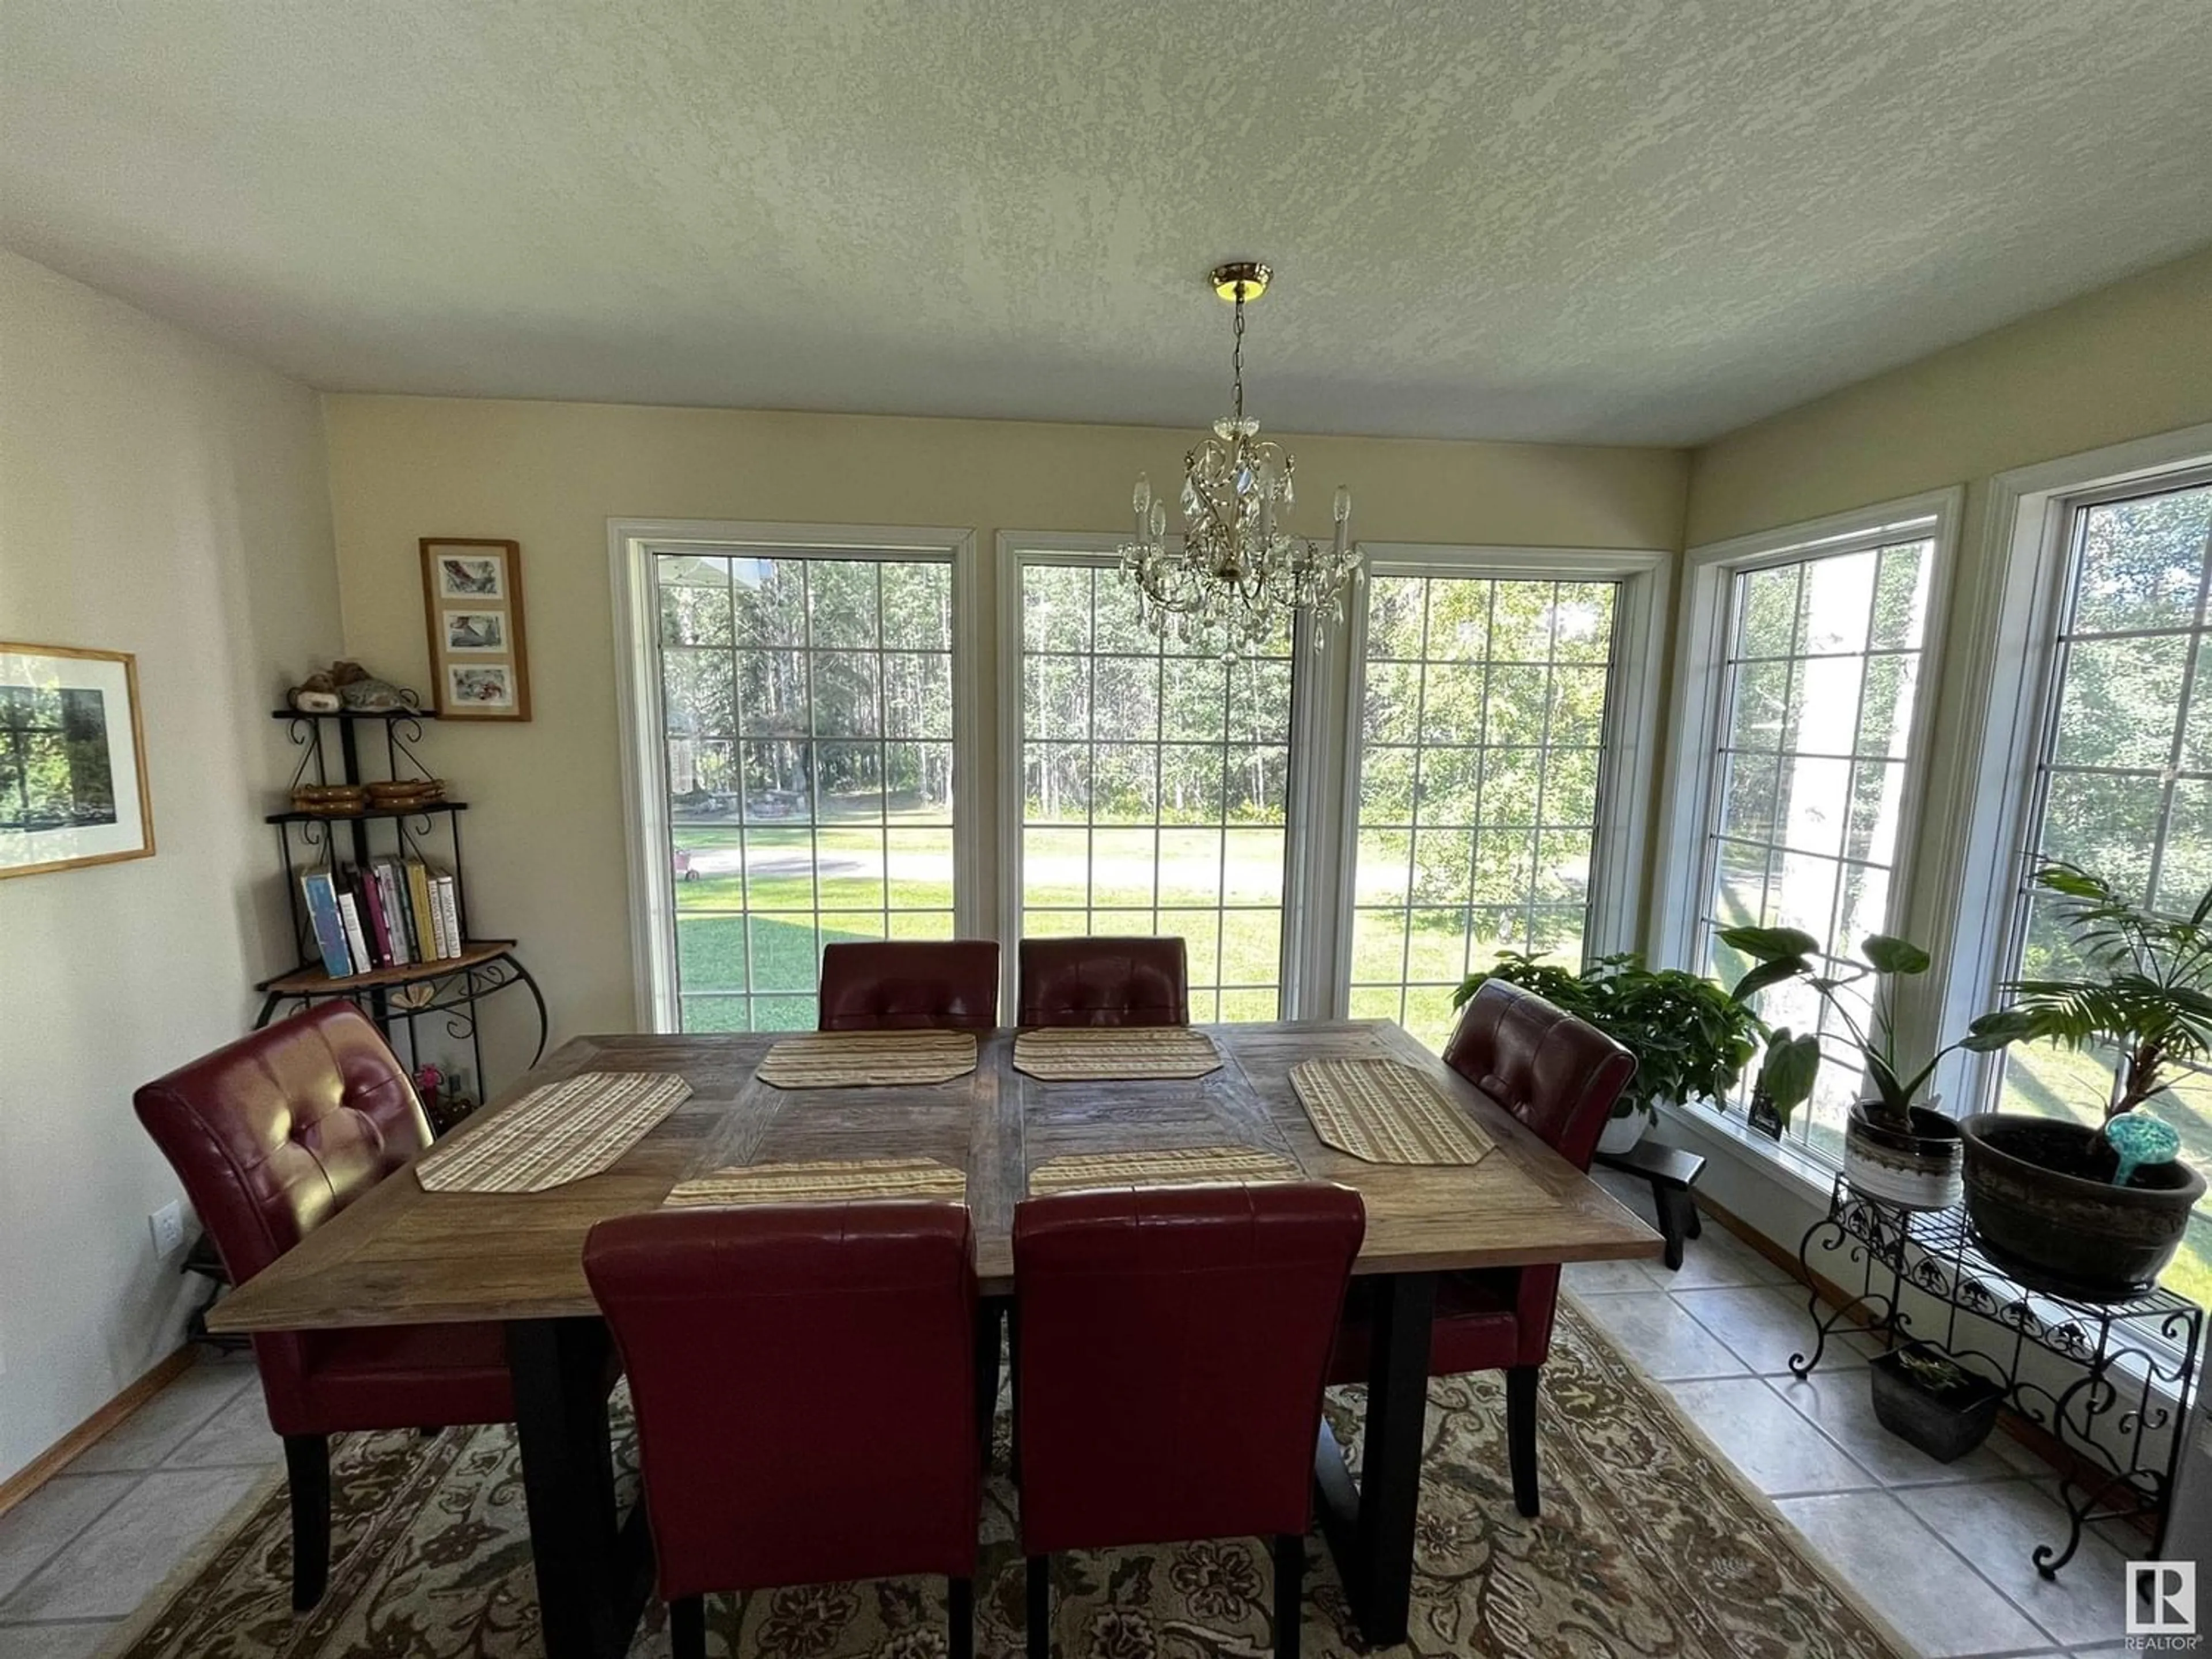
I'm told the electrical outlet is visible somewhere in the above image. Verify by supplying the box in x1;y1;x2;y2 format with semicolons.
150;1200;185;1258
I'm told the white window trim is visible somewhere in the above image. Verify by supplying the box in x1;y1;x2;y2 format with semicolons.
608;518;984;1033
994;529;1327;1020
1929;421;2212;1114
1322;544;1673;1020
1649;487;1963;1159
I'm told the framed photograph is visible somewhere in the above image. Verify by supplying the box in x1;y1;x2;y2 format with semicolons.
420;539;531;720
434;554;505;600
448;664;516;709
0;642;155;879
442;610;505;653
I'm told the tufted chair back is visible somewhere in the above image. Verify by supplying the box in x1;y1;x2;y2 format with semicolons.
135;1002;430;1289
817;940;999;1032
1442;979;1635;1175
585;1201;980;1601
1013;1181;1365;1555
1016;935;1189;1028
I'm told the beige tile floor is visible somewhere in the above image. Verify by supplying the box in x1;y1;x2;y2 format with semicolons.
0;1176;2165;1656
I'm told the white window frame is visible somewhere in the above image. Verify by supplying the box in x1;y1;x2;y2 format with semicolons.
1931;422;2212;1113
994;531;1328;1021
1318;544;1673;1021
609;518;986;1033
998;536;1669;1023
1649;487;1962;1155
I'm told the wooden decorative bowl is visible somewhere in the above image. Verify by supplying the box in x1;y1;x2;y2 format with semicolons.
291;786;372;816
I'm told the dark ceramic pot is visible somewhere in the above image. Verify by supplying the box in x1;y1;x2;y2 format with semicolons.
1843;1103;1963;1210
1959;1113;2205;1301
1868;1343;2003;1463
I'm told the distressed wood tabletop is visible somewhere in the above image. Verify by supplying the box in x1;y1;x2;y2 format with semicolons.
209;1020;1661;1331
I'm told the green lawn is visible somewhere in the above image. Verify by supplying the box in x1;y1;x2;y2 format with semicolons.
671;817;1293;1027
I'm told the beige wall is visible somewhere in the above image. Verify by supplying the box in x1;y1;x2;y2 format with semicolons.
0;250;341;1482
323;396;1688;1049
1687;243;2212;547
1681;243;2212;963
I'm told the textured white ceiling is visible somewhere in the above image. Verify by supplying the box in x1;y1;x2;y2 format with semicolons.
2;1;2208;444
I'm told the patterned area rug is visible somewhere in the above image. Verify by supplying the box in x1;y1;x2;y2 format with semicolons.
102;1302;1906;1658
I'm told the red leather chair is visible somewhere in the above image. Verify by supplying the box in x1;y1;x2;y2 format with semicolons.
1331;980;1635;1517
1014;1183;1365;1659
132;1003;518;1610
584;1202;981;1659
817;939;999;1032
1016;935;1189;1027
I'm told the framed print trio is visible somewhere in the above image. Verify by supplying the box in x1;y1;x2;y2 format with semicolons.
420;538;532;721
1;641;156;880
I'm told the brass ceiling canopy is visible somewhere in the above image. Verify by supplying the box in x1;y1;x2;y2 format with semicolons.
1209;260;1271;304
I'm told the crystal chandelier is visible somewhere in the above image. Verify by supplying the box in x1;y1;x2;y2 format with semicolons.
1119;262;1362;660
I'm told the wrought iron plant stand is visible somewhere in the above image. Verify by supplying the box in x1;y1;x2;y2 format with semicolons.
1794;1173;2202;1575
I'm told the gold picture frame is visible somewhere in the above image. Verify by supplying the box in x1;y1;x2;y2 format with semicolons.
421;539;532;721
0;641;156;879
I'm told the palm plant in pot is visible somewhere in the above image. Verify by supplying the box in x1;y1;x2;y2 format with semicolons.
1957;865;2211;1301
1453;952;1763;1155
1720;926;1977;1209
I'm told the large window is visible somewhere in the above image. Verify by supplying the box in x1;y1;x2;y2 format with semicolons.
1015;557;1293;1021
1996;476;2212;1301
619;523;1665;1040
1346;575;1620;1048
1691;527;1936;1157
654;550;957;1032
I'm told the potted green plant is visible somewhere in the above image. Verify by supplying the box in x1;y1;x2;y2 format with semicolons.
1453;952;1762;1156
1720;927;1977;1209
1957;865;2210;1300
1866;1342;2005;1463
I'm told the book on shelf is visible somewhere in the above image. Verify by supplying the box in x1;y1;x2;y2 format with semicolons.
373;861;412;967
300;872;353;979
298;858;470;979
355;865;394;968
335;890;372;978
405;859;438;959
431;873;461;957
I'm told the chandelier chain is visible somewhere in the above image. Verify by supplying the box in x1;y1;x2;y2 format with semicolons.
1232;294;1246;426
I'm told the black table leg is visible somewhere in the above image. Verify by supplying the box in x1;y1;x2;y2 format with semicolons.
506;1317;649;1659
1312;1271;1435;1646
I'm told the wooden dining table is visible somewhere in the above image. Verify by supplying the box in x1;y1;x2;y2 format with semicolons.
209;1019;1660;1658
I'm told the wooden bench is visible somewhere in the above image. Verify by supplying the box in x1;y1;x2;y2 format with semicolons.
1592;1140;1706;1271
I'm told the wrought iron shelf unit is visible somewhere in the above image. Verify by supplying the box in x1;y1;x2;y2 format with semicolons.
257;703;546;1088
1794;1173;2202;1576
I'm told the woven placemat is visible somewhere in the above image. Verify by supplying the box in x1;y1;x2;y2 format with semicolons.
756;1031;978;1089
416;1071;692;1194
1290;1058;1496;1165
1012;1027;1222;1081
1027;1144;1303;1194
662;1157;967;1208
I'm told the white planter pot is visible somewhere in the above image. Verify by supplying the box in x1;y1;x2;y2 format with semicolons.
1843;1102;1964;1211
1596;1109;1650;1158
